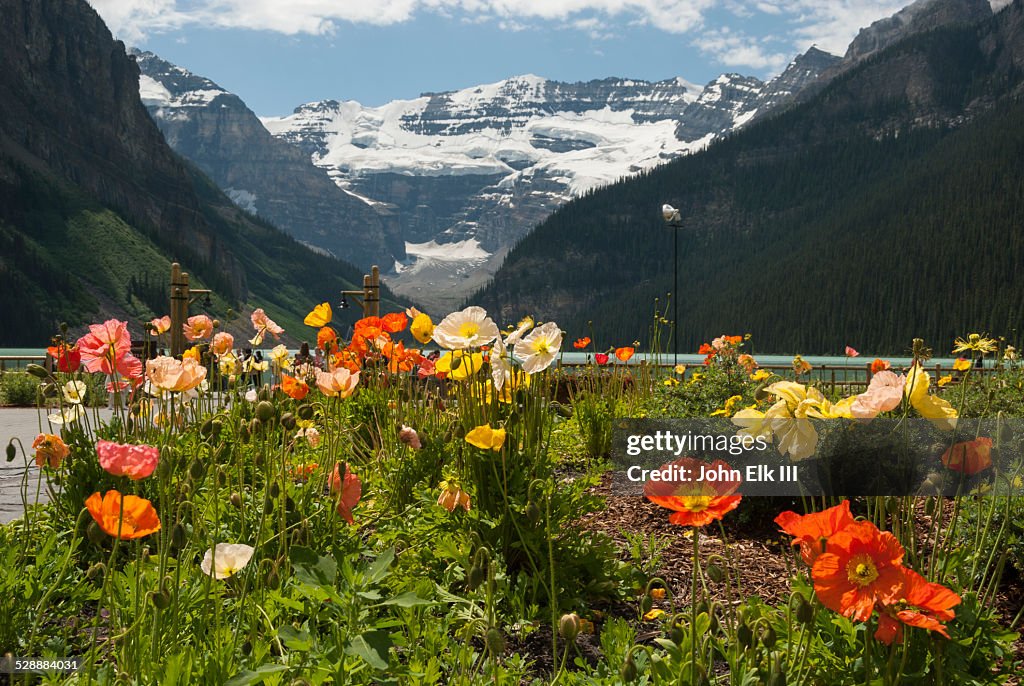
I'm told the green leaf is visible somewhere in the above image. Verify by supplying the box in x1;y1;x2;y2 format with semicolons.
345;630;392;670
378;591;434;608
224;664;289;686
363;548;395;584
291;546;337;586
278;624;312;651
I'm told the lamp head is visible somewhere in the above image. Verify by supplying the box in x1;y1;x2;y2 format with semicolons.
662;204;681;224
339;294;349;310
203;293;213;309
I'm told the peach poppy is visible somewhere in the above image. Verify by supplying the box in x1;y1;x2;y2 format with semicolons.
437;480;471;512
573;337;591;349
33;433;70;469
845;346;860;358
85;490;161;539
150;315;171;335
211;331;234;356
874;567;960;644
281;374;310;400
250;308;285;345
315;367;360;398
183;314;213;341
775;500;856;566
644;457;742;527
47;343;81;373
97;440;159;480
330;463;362;524
615;347;635;362
871;359;891;374
146;356;207;393
940;437;992;475
811;520;904;623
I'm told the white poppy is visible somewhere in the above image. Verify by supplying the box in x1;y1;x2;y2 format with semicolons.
201;543;255;579
513;322;563;374
62;380;88;405
432;306;499;350
48;405;83;425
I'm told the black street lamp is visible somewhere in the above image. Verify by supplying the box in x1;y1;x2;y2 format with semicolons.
662;204;682;366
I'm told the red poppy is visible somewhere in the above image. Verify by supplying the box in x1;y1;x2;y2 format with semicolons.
940;437;992;475
698;343;714;355
47;343;81;373
595;353;609;365
615;347;635;362
811;520;904;622
644;457;743;527
775;500;856;566
871;359;891;374
330;463;362;524
875;567;960;643
573;337;591;349
281;374;310;400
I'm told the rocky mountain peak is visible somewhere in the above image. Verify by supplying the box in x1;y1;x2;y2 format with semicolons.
844;0;992;63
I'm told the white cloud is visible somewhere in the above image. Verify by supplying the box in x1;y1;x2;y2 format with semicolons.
691;27;789;72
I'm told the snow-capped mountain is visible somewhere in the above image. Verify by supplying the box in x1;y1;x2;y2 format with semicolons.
134;50;837;311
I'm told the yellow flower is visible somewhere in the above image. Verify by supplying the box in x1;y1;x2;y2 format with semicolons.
643;609;666;621
750;369;770;382
663;378;679;386
183;346;202;362
649;588;666;600
905;363;957;431
953;334;997;355
952;358;971;372
465;424;506;451
303;302;332;328
937;375;953;387
674;364;686;375
689;373;704;384
410;313;434;344
711;395;743;417
269;344;291;371
436;351;484;381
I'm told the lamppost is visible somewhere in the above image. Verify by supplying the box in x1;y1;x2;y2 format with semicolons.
662;204;682;367
339;265;381;318
169;262;213;357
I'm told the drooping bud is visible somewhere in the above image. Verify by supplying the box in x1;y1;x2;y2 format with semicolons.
559;613;582;642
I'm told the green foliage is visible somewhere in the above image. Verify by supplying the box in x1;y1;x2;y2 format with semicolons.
0;372;41;406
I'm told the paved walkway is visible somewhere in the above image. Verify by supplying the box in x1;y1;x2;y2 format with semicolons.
0;407;112;523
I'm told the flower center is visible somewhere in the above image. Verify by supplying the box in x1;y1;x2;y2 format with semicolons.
533;340;551;354
846;554;879;587
458;322;480;339
679;495;713;512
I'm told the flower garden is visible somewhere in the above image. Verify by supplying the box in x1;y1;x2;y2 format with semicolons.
4;305;1024;685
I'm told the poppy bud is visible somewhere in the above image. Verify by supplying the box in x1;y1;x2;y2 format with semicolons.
761;626;777;649
285;495;296;512
620;654;638;682
200;417;214;437
230;492;243;509
170;522;187;549
640;595;653;613
297;405;314;421
86;562;106;579
151;590;171;609
559;613;582;642
87;521;106;545
485;627;505;656
738;623;754;649
217;467;228;487
258;385;272;401
189;460;205;481
525;501;541;524
706;563;725;583
795;598;814;625
669;622;685;645
269;482;280;498
466;564;485;591
5;442;15;462
256;401;276;423
211;418;223;439
280;412;296;430
239;422;251;443
26;364;49;379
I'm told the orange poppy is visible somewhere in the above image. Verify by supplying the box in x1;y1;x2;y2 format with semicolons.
615;347;635;362
330;463;362;524
644;457;742;527
85;490;161;540
811;520;904;623
380;312;408;333
383;341;421;374
940;437;992;475
875;567;960;644
354;316;386;340
871;359;891;374
775;500;856;566
47;343;81;373
573;337;591;349
317;326;337;351
281;374;310;400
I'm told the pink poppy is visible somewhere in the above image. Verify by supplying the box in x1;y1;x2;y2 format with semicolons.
97;440;159;480
845;346;860;357
330;463;362;524
211;331;234;356
150;316;171;336
851;371;905;419
77;320;133;375
250;308;284;345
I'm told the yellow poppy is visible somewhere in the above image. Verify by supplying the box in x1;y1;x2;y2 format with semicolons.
304;302;333;328
465;424;506;451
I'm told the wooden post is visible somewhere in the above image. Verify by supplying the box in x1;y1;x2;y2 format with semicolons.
367;265;380;318
170;262;190;357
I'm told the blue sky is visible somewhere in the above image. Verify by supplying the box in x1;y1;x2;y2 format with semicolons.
90;0;915;116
